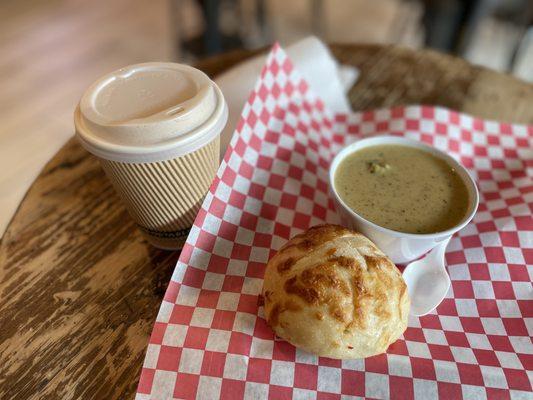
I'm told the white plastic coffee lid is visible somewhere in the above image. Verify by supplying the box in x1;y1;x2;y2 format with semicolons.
74;62;228;163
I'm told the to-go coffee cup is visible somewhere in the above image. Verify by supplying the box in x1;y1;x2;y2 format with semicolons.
74;62;227;249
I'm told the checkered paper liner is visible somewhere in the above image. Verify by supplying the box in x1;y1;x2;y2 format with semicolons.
136;44;533;400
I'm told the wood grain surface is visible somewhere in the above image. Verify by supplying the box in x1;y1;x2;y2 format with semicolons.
1;44;532;400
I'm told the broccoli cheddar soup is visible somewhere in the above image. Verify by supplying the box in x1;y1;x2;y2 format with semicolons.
334;144;470;234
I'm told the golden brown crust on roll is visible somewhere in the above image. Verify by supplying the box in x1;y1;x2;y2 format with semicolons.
262;224;410;359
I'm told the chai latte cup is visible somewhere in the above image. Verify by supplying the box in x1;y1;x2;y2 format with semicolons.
74;63;227;249
329;136;479;264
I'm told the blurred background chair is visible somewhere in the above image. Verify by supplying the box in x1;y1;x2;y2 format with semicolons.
172;0;532;81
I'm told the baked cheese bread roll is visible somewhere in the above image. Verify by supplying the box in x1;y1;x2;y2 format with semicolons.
262;224;409;359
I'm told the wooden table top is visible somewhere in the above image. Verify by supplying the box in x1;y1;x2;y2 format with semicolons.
1;44;532;400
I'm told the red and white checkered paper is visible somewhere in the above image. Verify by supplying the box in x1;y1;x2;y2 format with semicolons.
137;44;533;400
